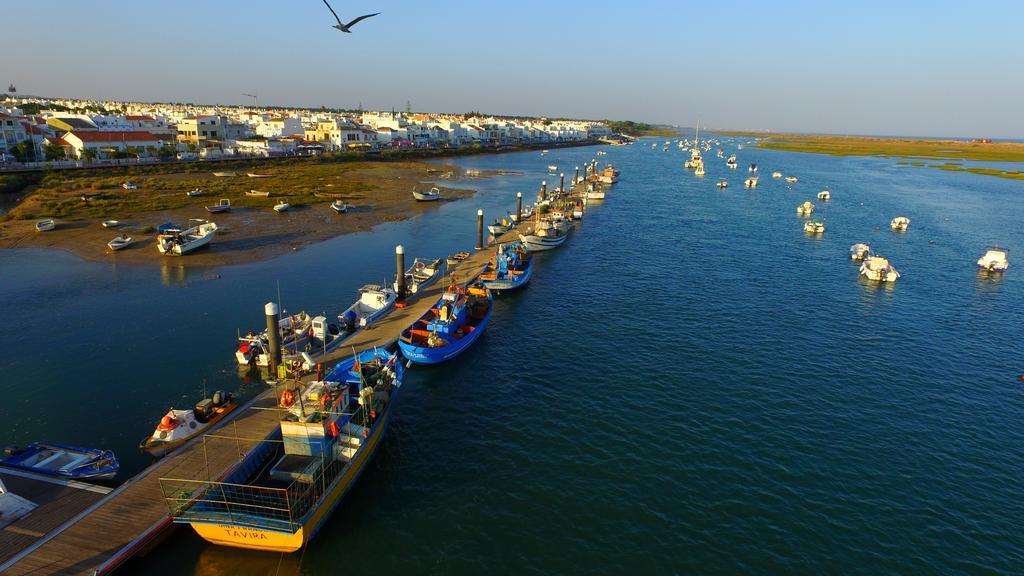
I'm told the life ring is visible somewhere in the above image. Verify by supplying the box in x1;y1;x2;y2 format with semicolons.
280;389;295;407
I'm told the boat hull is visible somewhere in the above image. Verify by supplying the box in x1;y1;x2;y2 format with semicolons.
189;395;393;552
481;260;532;291
519;232;567;251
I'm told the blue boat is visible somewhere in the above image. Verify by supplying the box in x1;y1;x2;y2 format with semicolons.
480;241;533;291
398;281;493;364
1;442;119;480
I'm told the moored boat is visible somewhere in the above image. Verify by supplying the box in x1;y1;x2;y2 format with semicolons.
977;246;1009;272
480;241;533;291
804;220;825;234
1;443;119;480
412;187;441;202
246;189;271;197
187;188;205;197
772;171;783;179
717;179;728;188
235;311;314;367
156;220;218;255
890;216;910;231
102;220;121;228
785;176;798;183
744;176;759;188
818;190;831;200
35;219;55;232
340;284;398;329
519;218;569;251
206;198;231;213
796;201;815;216
122;181;138;190
330;200;348;214
398;282;493;364
164;348;402;552
107;234;133;251
446;251;471;268
394;257;444;295
212;171;236;177
860;255;900;282
273;200;291;213
141;391;237;457
850;243;872;260
487;217;512;236
247;173;272;178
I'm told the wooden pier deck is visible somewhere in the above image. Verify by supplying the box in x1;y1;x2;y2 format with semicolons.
0;225;528;576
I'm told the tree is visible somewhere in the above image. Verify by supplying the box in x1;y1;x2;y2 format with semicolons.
80;147;98;163
9;139;34;162
43;140;66;161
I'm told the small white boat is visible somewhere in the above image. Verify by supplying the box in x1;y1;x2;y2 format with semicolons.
748;164;758;173
804;220;825;234
140;391;237;457
235;311;314;366
547;165;558;171
412;187;441;202
796;201;815;216
772;171;783;179
122;181;138;190
101;220;121;228
785;176;798;183
850;243;872;260
694;163;705;176
156;220;218;255
340;285;398;328
488;217;512;236
107;235;133;251
35;219;55;232
817;190;831;200
586;189;606;200
726;156;738;169
330;200;348;213
890;216;910;231
860;255;900;282
212;171;236;177
977;246;1009;272
246;173;272;178
519;220;569;251
273;200;291;213
394;257;445;294
206;199;231;213
716;179;728;189
744;177;759;188
186;188;205;197
246;189;270;197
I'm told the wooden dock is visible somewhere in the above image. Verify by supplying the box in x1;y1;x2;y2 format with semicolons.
0;225;528;576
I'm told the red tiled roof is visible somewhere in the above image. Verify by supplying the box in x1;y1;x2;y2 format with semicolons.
126;115;154;121
68;131;159;142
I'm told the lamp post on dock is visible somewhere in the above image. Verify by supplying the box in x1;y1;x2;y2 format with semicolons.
516;192;522;223
395;245;406;298
574;165;579;185
265;302;281;373
559;173;565;195
476;208;484;250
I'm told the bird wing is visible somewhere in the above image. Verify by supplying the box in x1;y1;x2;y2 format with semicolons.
321;0;343;26
344;12;381;28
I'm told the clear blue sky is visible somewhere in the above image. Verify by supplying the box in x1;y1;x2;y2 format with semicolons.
6;0;1022;137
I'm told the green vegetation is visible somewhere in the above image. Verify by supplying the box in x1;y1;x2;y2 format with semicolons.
896;161;926;167
0;172;43;195
733;133;1024;162
928;164;1024;181
605;120;679;137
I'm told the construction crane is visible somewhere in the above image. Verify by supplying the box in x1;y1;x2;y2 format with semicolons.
242;93;257;108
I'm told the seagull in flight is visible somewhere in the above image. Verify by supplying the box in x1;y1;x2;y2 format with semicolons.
321;0;379;33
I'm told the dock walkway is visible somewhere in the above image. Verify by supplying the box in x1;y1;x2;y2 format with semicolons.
0;225;525;576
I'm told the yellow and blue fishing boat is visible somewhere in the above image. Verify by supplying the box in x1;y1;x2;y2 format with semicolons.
161;348;402;552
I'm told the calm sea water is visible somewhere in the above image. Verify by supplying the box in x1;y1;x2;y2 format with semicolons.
2;139;1023;574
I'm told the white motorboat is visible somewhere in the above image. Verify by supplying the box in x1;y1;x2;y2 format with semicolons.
748;164;758;173
586;188;606;200
785;176;798;183
850;243;872;260
488;217;512;236
804;220;825;234
413;187;441;202
340;284;398;328
35;219;55;232
694;162;705;176
772;171;783;179
212;171;236;177
247;173;272;178
726;156;738;169
977;246;1009;272
234;311;314;367
744;177;759;188
156;220;218;255
206;199;231;213
122;181;138;190
273;200;291;213
547;165;558;171
890;216;910;231
186;188;205;197
394;257;445;294
817;190;831;200
246;189;270;197
107;235;133;251
101;220;121;228
140;391;237;457
860;255;900;282
519;220;569;251
717;179;728;188
796;201;815;216
331;200;348;213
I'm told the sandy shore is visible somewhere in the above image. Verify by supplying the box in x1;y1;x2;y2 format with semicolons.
0;161;490;266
